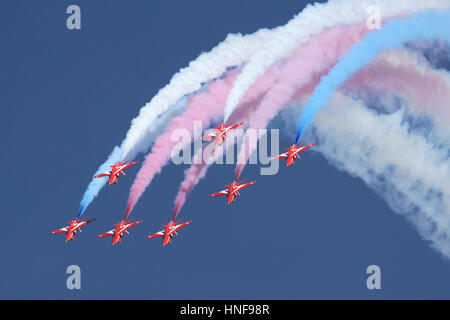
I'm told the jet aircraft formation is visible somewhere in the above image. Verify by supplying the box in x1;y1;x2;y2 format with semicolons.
51;121;314;245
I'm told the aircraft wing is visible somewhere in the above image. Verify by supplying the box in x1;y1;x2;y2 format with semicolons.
235;181;256;192
270;152;288;160
78;218;95;228
98;230;114;238
173;220;192;233
227;121;244;131
148;230;165;239
126;219;143;229
51;227;68;234
200;133;217;141
94;172;110;178
120;160;139;171
209;189;229;197
292;143;315;156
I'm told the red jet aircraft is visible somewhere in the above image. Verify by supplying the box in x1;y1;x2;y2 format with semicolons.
271;143;315;167
98;218;142;245
51;217;96;242
93;160;139;185
200;122;244;145
210;179;256;204
148;219;192;246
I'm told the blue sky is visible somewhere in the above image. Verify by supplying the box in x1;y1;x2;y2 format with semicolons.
1;0;449;299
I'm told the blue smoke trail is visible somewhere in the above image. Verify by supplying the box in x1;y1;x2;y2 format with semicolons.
295;9;450;143
77;146;121;218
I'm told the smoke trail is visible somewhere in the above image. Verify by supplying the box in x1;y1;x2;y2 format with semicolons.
344;49;450;126
406;39;450;70
78;146;121;218
120;29;275;161
125;96;189;161
223;0;449;121
298;92;450;257
296;10;450;142
172;143;216;221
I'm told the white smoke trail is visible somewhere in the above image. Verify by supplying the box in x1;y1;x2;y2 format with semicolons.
223;0;450;121
123;96;188;161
